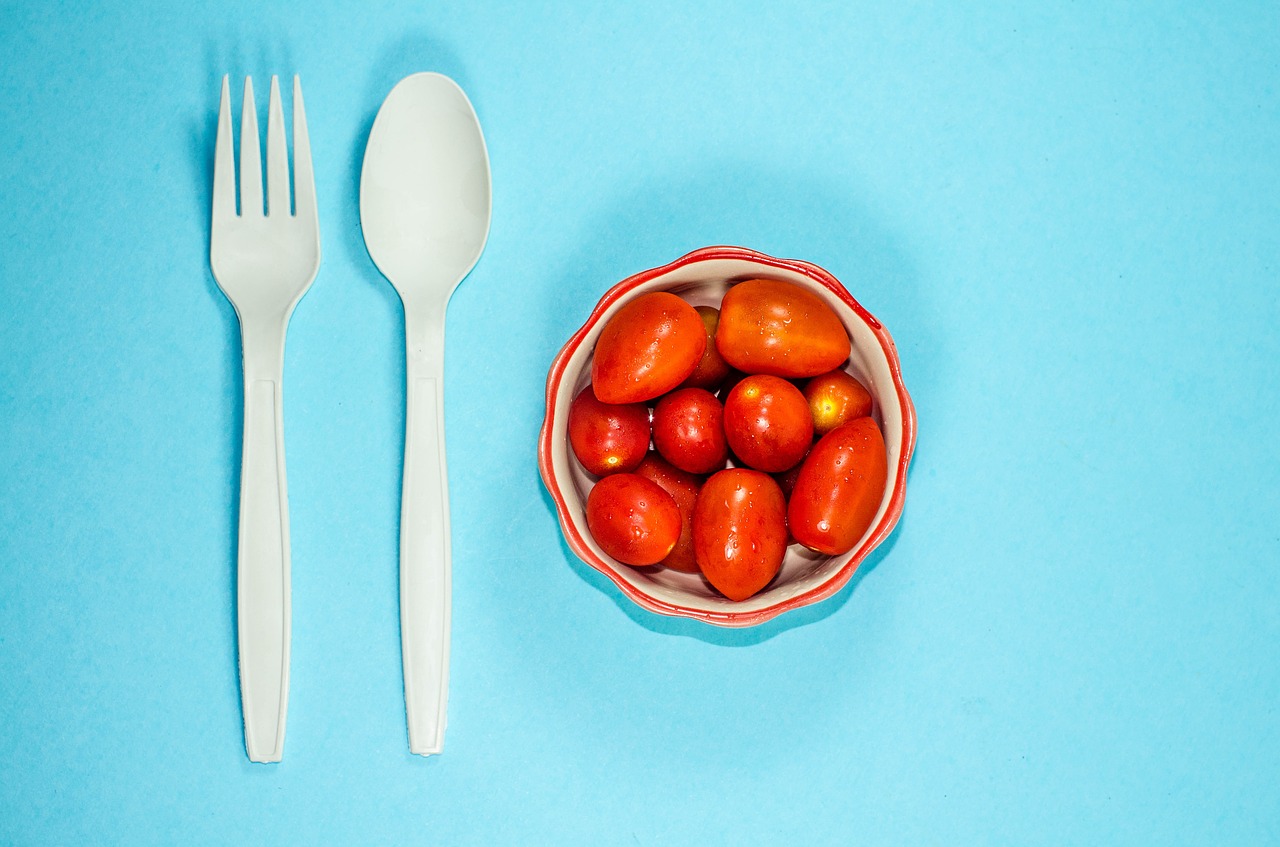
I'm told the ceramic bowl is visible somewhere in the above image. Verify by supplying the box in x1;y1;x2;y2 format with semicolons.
538;246;916;627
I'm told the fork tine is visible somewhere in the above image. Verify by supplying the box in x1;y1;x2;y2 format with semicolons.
213;75;236;223
240;77;263;217
291;76;316;220
265;76;289;216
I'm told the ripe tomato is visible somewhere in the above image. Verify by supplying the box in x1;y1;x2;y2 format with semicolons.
586;473;682;566
774;461;805;500
716;279;851;378
567;386;651;476
693;469;788;601
715;369;750;400
788;417;888;556
679;306;732;389
591;292;706;404
634;453;702;573
804;369;872;437
723;375;813;473
774;462;805;546
652;387;729;474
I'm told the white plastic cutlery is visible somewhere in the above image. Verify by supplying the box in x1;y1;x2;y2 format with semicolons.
359;73;492;756
210;75;320;763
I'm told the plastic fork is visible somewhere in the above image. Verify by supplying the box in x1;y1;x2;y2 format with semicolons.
210;75;320;763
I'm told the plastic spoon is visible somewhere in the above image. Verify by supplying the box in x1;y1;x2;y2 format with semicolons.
359;73;491;756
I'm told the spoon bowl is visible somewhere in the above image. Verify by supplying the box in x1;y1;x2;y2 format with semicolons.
362;73;491;298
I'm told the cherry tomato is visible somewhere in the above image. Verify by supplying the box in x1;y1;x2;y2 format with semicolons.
634;453;702;573
715;369;750;400
716;279;851;378
723;375;813;473
788;417;888;556
567;386;651;476
586;473;682;566
693;469;788;601
680;306;732;389
591;292;707;404
774;462;806;546
652;387;729;474
774;461;805;500
804;369;872;437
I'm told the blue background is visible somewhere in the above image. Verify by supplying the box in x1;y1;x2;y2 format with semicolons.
1;1;1278;843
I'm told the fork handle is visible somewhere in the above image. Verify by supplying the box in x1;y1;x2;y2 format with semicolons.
400;305;451;756
237;317;291;763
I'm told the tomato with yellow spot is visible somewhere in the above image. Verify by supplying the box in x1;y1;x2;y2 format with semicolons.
803;369;873;436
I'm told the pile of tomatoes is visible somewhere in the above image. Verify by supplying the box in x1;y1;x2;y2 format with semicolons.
568;279;887;601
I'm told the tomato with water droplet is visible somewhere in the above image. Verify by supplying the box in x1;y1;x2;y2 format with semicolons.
586;473;682;566
567;386;651;476
680;306;732;389
693;468;788;601
803;369;873;436
634;453;702;573
788;417;887;555
715;279;850;378
723;374;813;473
652;387;729;474
591;292;706;404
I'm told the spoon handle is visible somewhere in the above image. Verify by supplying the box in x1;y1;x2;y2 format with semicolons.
400;308;451;756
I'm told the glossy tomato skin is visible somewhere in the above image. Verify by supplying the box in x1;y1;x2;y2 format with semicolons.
788;417;888;556
723;375;814;473
634;453;702;572
774;461;805;500
693;469;788;601
680;306;732;389
804;369;873;437
591;292;707;404
586;473;682;567
567;386;651;476
715;369;750;400
774;462;805;546
652;387;729;475
716;279;851;378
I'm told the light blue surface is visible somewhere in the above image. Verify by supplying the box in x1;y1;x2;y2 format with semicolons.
2;1;1278;843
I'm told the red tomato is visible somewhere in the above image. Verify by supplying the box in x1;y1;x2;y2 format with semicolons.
788;417;888;556
567;386;651;476
774;461;805;500
723;375;813;473
715;369;750;400
803;369;873;437
586;473;682;566
652;387;729;474
680;306;732;389
773;462;805;546
693;469;788;601
591;292;706;404
634;453;702;573
716;279;851;378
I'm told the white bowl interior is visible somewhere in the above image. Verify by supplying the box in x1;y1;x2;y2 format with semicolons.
549;257;905;616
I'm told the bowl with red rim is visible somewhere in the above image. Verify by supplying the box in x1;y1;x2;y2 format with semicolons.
538;245;917;627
